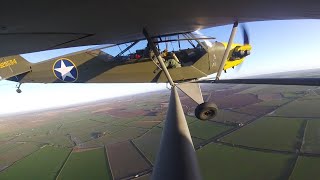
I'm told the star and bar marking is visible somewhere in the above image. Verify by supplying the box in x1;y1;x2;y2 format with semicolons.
53;58;78;82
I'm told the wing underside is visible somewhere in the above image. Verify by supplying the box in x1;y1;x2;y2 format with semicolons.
0;1;320;57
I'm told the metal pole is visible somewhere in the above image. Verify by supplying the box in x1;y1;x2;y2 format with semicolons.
143;28;175;86
152;86;201;180
216;22;238;80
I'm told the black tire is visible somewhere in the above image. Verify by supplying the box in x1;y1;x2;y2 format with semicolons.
195;102;218;120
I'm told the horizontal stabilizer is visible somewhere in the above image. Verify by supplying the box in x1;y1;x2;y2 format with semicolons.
0;55;31;81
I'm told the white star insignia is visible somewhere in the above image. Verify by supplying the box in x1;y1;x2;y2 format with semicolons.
54;60;75;81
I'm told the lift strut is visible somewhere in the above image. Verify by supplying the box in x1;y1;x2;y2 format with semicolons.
216;21;238;80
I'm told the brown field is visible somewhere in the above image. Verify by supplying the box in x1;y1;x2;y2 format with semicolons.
99;108;148;118
107;141;151;180
127;120;162;129
179;87;256;113
233;105;278;117
213;109;256;124
90;127;149;146
212;94;262;109
206;87;250;101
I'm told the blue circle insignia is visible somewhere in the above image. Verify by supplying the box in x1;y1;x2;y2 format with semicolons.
53;58;78;82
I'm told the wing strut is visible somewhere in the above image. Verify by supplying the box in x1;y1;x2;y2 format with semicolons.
216;22;238;80
143;28;201;180
143;28;175;86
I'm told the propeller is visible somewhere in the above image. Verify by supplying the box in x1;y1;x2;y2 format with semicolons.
235;24;250;72
242;24;250;45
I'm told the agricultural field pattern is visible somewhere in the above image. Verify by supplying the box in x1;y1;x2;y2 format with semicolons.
1;70;320;180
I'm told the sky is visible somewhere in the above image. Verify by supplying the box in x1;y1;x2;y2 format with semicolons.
1;19;320;115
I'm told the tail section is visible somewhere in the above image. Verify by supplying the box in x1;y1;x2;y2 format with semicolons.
0;55;31;81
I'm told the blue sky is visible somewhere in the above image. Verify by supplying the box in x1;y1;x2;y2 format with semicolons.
1;19;320;115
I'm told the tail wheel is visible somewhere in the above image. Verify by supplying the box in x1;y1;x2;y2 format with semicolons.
195;102;218;120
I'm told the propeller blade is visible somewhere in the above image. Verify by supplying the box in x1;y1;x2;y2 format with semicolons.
242;24;250;45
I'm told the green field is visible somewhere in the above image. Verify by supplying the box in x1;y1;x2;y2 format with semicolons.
238;85;310;95
273;98;320;117
255;99;291;107
0;143;40;170
289;156;320;180
222;117;304;151
197;143;294;180
58;148;111;180
0;146;71;179
301;120;320;153
189;121;232;140
133;127;162;164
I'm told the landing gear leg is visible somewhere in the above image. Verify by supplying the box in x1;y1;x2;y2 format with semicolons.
16;83;22;93
177;82;218;120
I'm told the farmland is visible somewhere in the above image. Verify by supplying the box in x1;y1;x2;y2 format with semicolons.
106;141;151;179
221;117;305;151
0;146;70;179
188;121;233;140
273;98;320;117
301;119;320;153
133;127;163;164
57;148;111;180
197;143;294;180
289;156;320;180
1;71;320;179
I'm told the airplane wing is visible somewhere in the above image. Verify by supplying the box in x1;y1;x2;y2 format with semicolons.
0;1;320;57
197;78;320;86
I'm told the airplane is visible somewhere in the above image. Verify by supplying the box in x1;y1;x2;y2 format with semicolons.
0;23;251;179
0;24;251;121
1;1;320;179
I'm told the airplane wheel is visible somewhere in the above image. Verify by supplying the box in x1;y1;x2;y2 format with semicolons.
16;89;22;93
195;102;218;120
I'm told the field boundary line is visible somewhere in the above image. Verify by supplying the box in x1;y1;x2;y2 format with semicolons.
0;144;42;172
114;141;154;180
287;119;309;179
55;148;73;180
104;145;115;180
130;140;153;167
